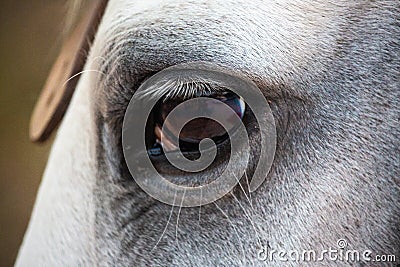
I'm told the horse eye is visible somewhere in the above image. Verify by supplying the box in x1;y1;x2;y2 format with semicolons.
147;91;245;156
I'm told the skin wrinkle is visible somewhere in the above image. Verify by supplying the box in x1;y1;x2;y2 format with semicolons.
16;0;399;266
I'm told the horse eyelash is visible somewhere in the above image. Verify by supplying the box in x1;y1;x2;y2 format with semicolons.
135;78;227;102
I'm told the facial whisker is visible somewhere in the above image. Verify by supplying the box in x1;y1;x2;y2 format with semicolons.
233;172;254;212
61;69;105;88
175;189;186;242
198;187;202;226
214;202;247;265
151;190;177;252
244;170;255;211
231;191;262;249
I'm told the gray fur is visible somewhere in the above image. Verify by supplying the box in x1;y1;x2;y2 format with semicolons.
18;0;400;266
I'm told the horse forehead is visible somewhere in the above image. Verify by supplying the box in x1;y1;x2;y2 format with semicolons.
105;0;337;22
101;0;338;50
91;0;344;97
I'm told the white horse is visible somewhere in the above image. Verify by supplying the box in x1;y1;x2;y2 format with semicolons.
16;0;399;266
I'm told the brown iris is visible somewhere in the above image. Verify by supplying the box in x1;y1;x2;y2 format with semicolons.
148;91;245;155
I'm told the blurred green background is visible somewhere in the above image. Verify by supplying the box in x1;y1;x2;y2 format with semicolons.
1;1;67;266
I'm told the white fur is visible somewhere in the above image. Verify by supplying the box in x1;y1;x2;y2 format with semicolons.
16;64;99;266
16;0;399;266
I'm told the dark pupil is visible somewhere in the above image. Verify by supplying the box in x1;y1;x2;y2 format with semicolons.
149;91;245;154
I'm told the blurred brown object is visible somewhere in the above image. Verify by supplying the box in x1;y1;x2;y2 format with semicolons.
30;0;108;143
0;1;66;266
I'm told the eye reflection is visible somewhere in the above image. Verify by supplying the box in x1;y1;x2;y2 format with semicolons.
147;91;245;155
